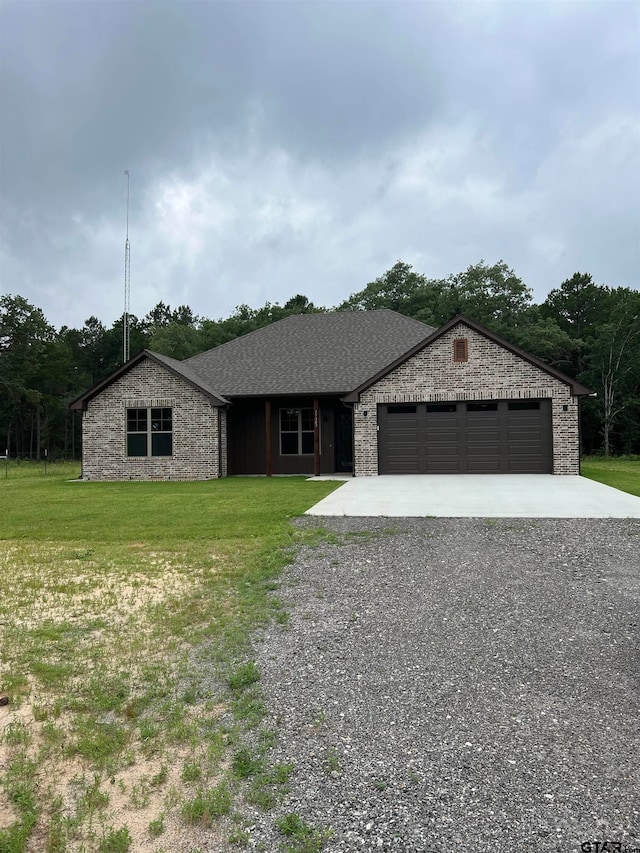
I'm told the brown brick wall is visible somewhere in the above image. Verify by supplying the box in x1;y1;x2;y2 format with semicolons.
354;324;580;476
82;358;223;480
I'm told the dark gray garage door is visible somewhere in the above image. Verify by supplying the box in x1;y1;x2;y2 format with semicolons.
378;400;552;474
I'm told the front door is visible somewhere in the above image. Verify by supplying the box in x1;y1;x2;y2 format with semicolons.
334;408;353;473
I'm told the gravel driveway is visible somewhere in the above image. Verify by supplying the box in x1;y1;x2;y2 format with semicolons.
239;517;639;853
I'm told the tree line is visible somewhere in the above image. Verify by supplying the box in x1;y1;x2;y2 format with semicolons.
1;260;638;459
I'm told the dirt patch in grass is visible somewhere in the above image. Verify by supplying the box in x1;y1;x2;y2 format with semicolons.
0;775;18;830
0;542;236;852
52;753;224;853
0;544;205;629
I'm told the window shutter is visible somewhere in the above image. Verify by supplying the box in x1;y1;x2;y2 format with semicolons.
453;338;469;362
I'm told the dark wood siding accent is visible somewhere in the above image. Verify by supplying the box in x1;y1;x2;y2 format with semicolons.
265;399;272;477
378;400;552;474
228;402;267;474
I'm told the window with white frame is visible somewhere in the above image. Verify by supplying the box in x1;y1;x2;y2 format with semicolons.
280;407;316;455
126;407;173;457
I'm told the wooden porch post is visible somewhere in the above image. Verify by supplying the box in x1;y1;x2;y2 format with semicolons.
313;398;320;476
265;399;272;477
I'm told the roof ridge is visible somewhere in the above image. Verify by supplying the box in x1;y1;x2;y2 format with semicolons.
185;308;435;366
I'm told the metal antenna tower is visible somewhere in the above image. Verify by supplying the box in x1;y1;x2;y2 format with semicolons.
123;170;131;363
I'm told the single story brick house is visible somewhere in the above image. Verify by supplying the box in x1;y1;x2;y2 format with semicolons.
70;310;591;480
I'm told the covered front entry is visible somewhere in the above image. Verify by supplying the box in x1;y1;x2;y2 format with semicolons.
377;399;553;474
227;398;353;475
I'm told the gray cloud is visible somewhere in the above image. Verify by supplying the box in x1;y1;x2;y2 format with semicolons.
1;0;638;329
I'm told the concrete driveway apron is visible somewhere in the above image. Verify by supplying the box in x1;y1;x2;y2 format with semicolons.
306;474;640;518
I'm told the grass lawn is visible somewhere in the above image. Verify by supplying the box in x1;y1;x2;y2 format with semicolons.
581;456;640;498
0;461;340;853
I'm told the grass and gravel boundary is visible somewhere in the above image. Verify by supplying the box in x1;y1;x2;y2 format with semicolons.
0;463;341;853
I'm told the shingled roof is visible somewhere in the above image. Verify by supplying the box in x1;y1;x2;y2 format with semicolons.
184;310;436;397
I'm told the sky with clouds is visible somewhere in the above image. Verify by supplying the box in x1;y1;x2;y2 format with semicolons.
1;0;638;331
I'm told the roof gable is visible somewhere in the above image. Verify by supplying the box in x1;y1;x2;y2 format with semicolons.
69;350;229;411
344;314;593;401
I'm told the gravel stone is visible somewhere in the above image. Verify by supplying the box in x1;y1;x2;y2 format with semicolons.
229;518;640;852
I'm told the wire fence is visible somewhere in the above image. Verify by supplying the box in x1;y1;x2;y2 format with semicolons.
0;455;81;479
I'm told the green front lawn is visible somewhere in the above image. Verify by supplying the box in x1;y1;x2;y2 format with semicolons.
581;456;640;497
0;463;340;852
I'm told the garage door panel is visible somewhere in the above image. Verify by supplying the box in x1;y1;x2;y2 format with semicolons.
426;431;458;445
467;459;501;473
389;460;421;473
467;416;500;425
508;445;544;458
508;427;543;439
467;429;500;441
508;448;545;462
427;461;463;472
386;421;419;434
425;443;460;456
386;441;419;455
425;430;459;444
507;458;545;472
378;399;552;475
425;441;459;452
508;414;543;426
425;420;458;441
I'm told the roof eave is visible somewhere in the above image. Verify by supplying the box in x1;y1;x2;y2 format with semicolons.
148;352;229;405
223;389;353;401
